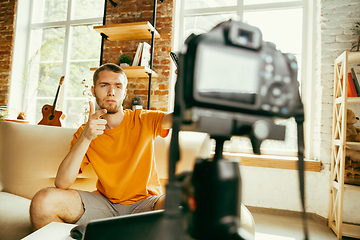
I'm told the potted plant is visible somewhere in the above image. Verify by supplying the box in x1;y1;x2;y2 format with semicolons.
351;19;360;52
131;96;143;110
0;106;8;121
119;54;132;67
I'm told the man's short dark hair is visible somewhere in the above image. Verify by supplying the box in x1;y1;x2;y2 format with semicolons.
93;63;128;87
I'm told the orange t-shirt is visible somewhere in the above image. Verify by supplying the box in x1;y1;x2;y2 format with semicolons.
70;109;169;205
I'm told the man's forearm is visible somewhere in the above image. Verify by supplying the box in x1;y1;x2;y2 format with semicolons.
55;133;92;189
55;101;107;189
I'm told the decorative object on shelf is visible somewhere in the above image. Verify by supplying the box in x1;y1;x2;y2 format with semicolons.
82;78;92;124
131;96;143;110
140;42;151;68
119;54;132;67
17;111;26;120
131;42;152;68
347;72;359;97
132;43;143;66
350;68;360;96
345;148;360;186
346;109;360;142
350;18;360;52
345;148;360;162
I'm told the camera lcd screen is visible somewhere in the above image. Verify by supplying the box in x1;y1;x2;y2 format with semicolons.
194;42;261;105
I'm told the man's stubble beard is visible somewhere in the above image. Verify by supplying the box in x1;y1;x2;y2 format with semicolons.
96;97;122;114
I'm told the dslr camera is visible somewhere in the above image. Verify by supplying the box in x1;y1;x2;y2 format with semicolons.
162;19;306;240
175;19;304;154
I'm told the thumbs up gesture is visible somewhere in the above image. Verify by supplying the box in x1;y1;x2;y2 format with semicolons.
82;101;107;141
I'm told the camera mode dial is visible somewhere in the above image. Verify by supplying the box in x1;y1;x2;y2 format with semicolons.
268;82;288;107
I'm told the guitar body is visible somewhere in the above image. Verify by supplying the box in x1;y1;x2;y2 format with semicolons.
38;76;66;127
38;104;65;127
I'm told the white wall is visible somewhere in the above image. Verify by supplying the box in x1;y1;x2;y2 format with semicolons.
241;165;331;217
241;0;360;224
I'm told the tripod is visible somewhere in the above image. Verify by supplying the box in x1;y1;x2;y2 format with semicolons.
187;136;246;240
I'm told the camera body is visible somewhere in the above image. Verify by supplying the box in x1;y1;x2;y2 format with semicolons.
177;20;302;126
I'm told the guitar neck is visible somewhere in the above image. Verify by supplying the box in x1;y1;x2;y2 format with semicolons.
50;76;65;116
51;85;61;116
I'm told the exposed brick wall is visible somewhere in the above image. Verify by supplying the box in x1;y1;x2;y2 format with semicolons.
0;0;17;107
313;0;360;163
102;0;173;111
0;0;173;112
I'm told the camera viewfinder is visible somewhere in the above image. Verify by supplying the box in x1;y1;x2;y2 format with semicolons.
238;30;252;45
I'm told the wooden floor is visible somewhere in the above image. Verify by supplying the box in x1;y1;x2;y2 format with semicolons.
251;211;359;240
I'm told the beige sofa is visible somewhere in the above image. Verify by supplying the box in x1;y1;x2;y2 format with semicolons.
0;121;254;240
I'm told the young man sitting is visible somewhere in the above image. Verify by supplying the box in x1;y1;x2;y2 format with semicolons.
30;63;172;230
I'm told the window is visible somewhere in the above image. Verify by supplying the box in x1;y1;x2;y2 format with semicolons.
173;0;314;158
11;0;104;128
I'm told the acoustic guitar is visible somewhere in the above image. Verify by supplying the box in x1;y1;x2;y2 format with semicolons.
38;76;66;127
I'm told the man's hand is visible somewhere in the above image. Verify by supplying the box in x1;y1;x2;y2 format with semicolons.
82;101;107;141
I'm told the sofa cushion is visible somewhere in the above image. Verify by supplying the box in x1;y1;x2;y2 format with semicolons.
0;121;97;200
0;192;33;239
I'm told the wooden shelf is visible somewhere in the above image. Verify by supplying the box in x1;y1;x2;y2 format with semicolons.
330;50;360;239
343;223;360;238
344;181;360;190
122;66;158;78
347;97;360;103
348;52;360;64
90;66;158;78
330;222;360;239
332;180;360;191
332;140;360;146
93;22;160;41
334;97;360;104
346;141;360;146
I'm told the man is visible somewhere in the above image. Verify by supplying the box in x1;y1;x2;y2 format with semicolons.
30;63;172;230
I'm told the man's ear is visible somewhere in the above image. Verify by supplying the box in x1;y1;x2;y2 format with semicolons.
91;86;95;97
122;89;127;106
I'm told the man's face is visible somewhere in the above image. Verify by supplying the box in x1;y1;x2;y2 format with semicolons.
92;70;127;114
